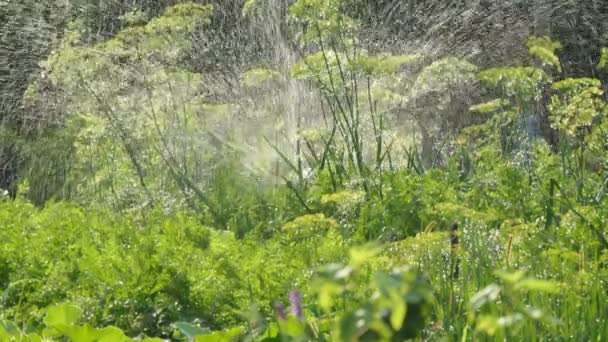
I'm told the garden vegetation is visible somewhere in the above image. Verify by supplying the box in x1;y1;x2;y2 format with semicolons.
0;0;607;340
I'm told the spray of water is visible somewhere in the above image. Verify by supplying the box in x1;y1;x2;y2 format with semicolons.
1;0;606;206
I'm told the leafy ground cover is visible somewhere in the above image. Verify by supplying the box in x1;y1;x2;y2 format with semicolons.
2;139;608;340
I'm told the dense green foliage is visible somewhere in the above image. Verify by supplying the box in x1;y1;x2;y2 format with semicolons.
2;139;608;340
1;0;607;341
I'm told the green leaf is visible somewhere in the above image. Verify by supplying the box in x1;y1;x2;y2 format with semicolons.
390;300;407;330
173;322;211;339
29;333;44;342
476;315;500;335
374;272;402;298
43;304;83;329
283;316;306;337
0;320;22;336
337;305;374;341
349;244;381;269
194;327;243;342
318;281;343;310
514;278;559;293
261;323;280;339
64;324;130;342
495;270;526;284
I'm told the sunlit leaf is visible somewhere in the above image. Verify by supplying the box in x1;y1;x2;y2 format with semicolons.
283;316;306;337
43;304;83;329
476;315;499;336
390;300;407;330
64;324;130;342
514;278;559;293
349;244;381;269
194;327;242;342
495;270;526;284
318;281;343;310
173;322;210;339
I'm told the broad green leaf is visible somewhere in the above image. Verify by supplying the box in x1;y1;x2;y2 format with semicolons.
173;322;210;339
0;320;21;336
374;271;402;299
260;322;280;339
194;327;242;342
64;324;130;342
29;333;44;342
283;316;306;337
390;300;407;330
337;305;375;341
43;304;83;329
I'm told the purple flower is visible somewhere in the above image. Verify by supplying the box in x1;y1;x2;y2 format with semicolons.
275;302;286;321
289;290;304;321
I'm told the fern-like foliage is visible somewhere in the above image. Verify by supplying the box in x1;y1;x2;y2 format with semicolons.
548;78;606;136
527;36;562;72
477;67;550;103
414;57;478;95
470;99;511;114
351;54;418;76
290;0;358;42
